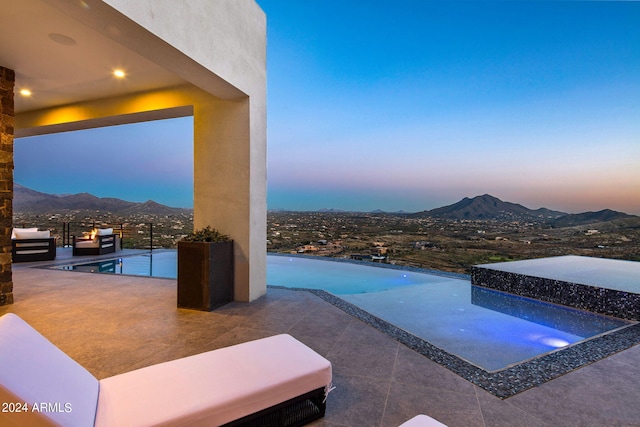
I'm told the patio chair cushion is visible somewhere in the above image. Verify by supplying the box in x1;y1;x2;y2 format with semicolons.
96;228;113;236
0;313;100;427
95;334;332;427
75;239;99;248
13;230;50;240
11;227;38;239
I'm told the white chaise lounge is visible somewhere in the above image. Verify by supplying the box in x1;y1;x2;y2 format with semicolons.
0;313;332;427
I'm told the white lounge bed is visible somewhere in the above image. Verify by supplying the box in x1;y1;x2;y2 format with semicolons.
0;313;332;426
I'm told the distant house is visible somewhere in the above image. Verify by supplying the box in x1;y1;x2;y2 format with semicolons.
413;241;436;250
372;246;388;256
297;245;319;253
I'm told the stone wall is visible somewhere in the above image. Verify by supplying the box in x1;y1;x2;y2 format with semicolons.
0;66;14;305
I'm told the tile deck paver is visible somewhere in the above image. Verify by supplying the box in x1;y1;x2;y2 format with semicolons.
2;260;639;427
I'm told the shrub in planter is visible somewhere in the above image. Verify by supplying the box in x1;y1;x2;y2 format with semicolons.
177;227;234;311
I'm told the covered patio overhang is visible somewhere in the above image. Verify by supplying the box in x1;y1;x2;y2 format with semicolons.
0;0;267;303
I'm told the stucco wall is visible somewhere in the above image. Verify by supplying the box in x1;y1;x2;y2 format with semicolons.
102;0;266;99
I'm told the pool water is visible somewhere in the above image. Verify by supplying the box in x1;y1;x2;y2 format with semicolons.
267;255;440;294
55;251;178;279
342;280;628;370
54;252;632;371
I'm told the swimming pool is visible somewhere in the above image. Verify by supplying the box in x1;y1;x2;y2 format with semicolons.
270;256;630;371
53;252;633;372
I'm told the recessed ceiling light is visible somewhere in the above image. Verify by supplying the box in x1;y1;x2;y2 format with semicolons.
20;89;32;96
48;33;77;46
113;69;126;78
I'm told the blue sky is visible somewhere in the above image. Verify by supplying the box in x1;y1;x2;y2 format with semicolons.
15;1;640;214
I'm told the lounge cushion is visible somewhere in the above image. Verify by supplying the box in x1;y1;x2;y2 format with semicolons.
13;230;50;240
0;313;99;427
95;334;332;427
0;314;332;427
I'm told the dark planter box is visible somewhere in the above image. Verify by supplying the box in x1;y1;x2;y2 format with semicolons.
177;240;234;311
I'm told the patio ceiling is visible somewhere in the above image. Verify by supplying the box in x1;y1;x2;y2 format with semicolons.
0;0;244;116
0;0;187;114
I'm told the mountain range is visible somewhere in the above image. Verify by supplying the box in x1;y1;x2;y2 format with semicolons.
13;183;191;216
409;194;636;226
14;185;635;226
410;194;566;221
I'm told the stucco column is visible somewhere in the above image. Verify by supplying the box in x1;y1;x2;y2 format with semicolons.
0;66;14;305
193;95;266;302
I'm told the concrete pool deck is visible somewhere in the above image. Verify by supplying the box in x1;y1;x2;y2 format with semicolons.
3;258;640;426
472;255;640;320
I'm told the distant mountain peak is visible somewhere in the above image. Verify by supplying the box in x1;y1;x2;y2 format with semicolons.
410;194;567;221
317;208;347;213
13;184;191;215
408;194;636;225
550;209;635;227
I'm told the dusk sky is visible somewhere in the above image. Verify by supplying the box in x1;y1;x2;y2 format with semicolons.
15;1;640;214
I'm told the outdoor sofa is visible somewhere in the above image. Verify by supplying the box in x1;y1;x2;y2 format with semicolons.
0;313;333;426
11;227;56;262
72;228;118;256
